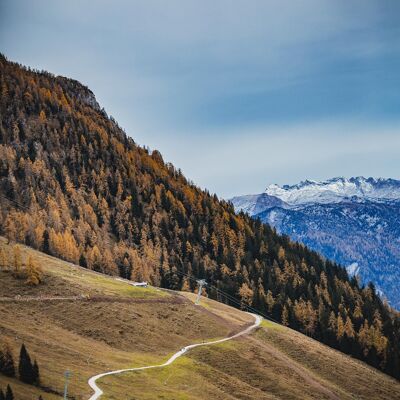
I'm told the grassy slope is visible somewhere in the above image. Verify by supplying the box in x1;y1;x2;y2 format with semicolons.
0;237;399;400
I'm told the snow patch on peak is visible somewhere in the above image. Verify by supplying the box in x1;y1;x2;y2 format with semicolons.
230;193;288;215
347;262;360;276
265;177;400;205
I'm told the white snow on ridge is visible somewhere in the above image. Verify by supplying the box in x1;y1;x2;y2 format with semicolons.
347;262;360;276
265;177;400;205
230;194;264;214
230;193;288;215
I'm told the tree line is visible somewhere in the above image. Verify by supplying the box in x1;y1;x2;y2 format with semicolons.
0;53;399;379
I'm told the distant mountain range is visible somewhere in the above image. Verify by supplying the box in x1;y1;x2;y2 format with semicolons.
231;177;400;309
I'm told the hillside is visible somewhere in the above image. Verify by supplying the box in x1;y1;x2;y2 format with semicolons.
1;238;400;399
231;177;400;308
0;55;400;380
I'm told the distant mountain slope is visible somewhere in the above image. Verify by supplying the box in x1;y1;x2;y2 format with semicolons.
1;55;399;379
231;177;400;309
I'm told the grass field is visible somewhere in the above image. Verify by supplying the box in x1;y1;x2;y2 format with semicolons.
1;237;399;399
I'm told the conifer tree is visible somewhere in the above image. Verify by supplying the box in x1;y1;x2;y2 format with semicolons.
326;310;334;327
0;341;15;377
281;304;289;326
5;385;12;400
42;230;50;254
344;316;355;339
25;256;42;286
19;344;34;384
0;247;7;271
39;110;46;123
12;245;22;278
265;290;275;313
337;315;345;340
239;282;253;308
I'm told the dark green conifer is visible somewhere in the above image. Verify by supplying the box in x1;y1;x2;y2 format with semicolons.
19;344;34;384
5;385;13;400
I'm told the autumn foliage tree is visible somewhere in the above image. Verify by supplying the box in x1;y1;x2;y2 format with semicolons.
25;256;42;286
12;245;23;278
0;246;7;271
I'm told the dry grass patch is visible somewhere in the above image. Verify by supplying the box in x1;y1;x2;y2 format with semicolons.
255;324;400;400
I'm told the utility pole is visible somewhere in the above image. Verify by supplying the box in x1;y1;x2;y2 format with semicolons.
64;370;72;400
195;279;207;305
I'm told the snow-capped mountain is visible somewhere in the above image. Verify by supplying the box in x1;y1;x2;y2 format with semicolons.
229;193;289;215
265;177;400;205
231;177;400;309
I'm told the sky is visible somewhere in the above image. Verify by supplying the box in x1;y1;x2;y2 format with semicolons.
1;0;400;198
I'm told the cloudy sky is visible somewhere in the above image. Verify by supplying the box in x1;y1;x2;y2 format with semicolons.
1;0;400;197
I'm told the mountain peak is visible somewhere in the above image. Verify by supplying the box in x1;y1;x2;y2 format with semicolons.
265;176;400;205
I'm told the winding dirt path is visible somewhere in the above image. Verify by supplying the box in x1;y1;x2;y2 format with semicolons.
87;313;262;400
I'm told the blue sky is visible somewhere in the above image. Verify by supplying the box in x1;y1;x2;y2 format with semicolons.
1;0;400;197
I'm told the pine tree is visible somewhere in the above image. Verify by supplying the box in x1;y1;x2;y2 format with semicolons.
353;303;363;320
265;290;274;313
42;230;50;254
0;340;15;377
239;282;253;308
39;110;46;123
25;256;42;286
337;315;345;340
344;316;355;339
19;344;34;384
0;247;7;271
12;245;22;278
328;311;337;332
281;304;289;326
5;385;13;400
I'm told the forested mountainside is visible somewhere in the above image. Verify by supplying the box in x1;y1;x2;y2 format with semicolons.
0;55;399;379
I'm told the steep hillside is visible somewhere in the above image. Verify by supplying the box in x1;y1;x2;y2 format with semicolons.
231;177;400;309
0;55;399;379
0;237;237;399
1;238;400;400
